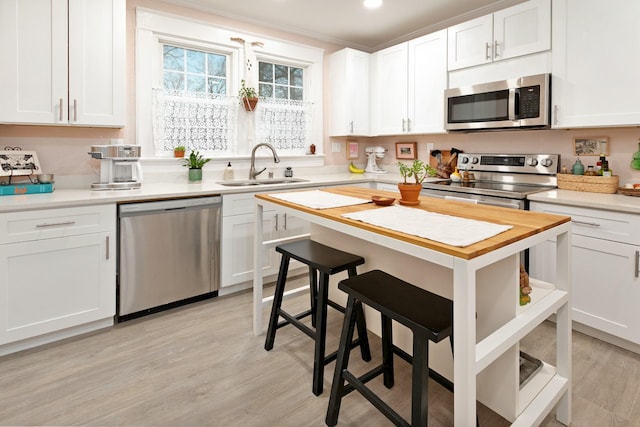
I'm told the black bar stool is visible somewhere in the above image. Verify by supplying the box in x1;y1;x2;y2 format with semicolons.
326;269;463;427
264;239;371;396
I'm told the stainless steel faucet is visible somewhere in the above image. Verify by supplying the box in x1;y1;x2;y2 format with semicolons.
249;143;281;179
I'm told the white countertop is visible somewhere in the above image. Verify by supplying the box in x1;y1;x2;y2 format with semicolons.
0;172;409;213
528;189;640;214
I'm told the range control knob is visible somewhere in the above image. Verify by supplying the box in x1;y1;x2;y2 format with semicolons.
540;157;554;167
459;156;470;164
471;156;480;164
528;158;539;166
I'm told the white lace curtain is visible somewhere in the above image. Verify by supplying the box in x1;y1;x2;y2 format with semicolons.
255;98;313;151
152;88;238;153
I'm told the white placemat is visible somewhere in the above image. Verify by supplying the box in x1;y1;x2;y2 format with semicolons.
270;190;370;209
342;205;513;247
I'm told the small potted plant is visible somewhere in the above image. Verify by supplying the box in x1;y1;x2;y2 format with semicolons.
173;145;186;158
183;150;211;182
239;79;258;111
396;159;437;205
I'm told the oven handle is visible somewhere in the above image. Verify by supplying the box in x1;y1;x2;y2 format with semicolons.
477;199;521;209
445;195;478;204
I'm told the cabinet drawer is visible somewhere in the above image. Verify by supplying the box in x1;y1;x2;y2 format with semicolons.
223;193;257;217
0;204;116;244
530;202;640;244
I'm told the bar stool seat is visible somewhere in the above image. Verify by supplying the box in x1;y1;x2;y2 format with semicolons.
264;239;371;396
326;269;458;427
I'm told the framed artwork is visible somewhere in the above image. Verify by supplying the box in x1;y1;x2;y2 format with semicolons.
395;142;417;160
573;137;609;156
346;141;359;159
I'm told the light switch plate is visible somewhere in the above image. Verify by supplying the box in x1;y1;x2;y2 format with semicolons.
332;142;341;153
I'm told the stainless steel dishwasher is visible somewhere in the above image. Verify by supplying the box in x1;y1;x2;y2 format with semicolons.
117;196;221;321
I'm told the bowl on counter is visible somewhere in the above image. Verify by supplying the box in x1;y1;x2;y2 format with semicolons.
371;195;395;206
36;174;55;184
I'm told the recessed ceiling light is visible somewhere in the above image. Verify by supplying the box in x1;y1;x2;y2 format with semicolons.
363;0;383;9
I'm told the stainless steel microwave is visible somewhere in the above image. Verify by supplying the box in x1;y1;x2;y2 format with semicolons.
444;73;550;131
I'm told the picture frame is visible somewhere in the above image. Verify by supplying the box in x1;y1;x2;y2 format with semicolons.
346;141;359;160
395;142;417;160
573;137;610;156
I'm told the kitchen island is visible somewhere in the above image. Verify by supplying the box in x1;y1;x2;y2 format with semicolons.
253;186;572;426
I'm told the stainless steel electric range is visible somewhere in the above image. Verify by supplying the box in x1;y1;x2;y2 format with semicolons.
421;153;560;210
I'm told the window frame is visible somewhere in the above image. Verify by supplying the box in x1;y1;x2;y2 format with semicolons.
135;8;324;160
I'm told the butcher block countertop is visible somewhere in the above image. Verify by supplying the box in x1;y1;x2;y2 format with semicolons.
256;186;570;260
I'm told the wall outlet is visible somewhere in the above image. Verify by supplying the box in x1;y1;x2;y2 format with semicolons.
110;138;124;145
427;143;434;151
332;142;341;153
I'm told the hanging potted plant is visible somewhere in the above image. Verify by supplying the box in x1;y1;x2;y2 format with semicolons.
239;79;259;111
396;159;437;205
173;145;186;158
183;150;211;182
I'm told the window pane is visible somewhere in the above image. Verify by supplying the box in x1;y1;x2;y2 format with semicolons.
259;83;273;98
274;64;288;85
290;67;303;87
163;46;184;71
274;85;288;99
163;72;184;90
208;77;226;94
187;49;205;74
208;53;226;77
290;87;303;101
187;74;206;92
259;62;273;82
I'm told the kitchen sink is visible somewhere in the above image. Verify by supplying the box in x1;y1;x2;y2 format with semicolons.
216;178;309;186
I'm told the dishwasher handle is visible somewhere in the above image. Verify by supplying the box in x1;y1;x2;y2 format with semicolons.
119;196;222;216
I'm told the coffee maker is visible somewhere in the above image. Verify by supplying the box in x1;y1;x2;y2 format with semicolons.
89;145;142;190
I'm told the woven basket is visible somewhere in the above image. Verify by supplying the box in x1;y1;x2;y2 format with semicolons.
556;174;619;194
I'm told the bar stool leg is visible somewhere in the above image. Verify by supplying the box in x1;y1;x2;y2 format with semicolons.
348;266;371;362
412;331;430;426
309;267;318;327
381;314;394;388
326;295;358;427
264;254;291;351
313;271;331;396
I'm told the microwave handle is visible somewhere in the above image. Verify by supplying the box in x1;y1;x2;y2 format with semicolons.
509;88;518;120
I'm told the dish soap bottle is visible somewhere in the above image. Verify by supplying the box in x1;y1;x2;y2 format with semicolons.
572;158;584;175
223;162;234;180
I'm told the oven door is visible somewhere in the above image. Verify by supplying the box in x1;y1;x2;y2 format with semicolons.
421;188;525;210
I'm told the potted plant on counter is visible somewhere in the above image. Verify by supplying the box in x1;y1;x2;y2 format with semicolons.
239;79;259;111
396;159;437;205
173;145;186;158
183;150;210;182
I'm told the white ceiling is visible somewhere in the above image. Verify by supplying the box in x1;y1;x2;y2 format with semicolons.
162;0;527;52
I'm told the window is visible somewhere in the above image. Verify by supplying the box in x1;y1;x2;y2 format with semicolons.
258;62;303;100
163;45;227;94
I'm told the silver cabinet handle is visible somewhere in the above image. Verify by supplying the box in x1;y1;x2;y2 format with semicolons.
402;118;406;133
553;105;559;125
485;42;492;60
35;221;76;228
571;219;601;227
59;98;64;121
635;250;639;278
274;213;278;231
283;213;287;230
106;235;110;260
73;99;77;122
349;120;353;134
494;40;499;58
406;118;412;133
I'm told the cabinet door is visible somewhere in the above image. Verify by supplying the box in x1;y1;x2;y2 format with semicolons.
68;0;125;126
552;0;640;127
220;211;278;287
0;0;68;124
407;30;447;134
329;48;370;136
0;232;115;345
371;43;408;135
493;0;550;61
447;14;493;71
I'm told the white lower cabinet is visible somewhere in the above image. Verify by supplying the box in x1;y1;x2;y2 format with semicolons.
221;192;310;288
0;205;116;351
530;202;640;344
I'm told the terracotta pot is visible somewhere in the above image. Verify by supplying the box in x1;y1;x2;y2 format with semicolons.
242;97;258;111
174;150;185;158
397;183;422;205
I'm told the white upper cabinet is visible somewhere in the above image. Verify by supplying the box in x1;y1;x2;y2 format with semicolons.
0;0;126;127
447;0;550;71
329;48;370;136
371;30;447;135
551;0;640;128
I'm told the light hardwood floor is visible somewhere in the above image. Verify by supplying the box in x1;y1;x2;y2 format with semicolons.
1;288;640;426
